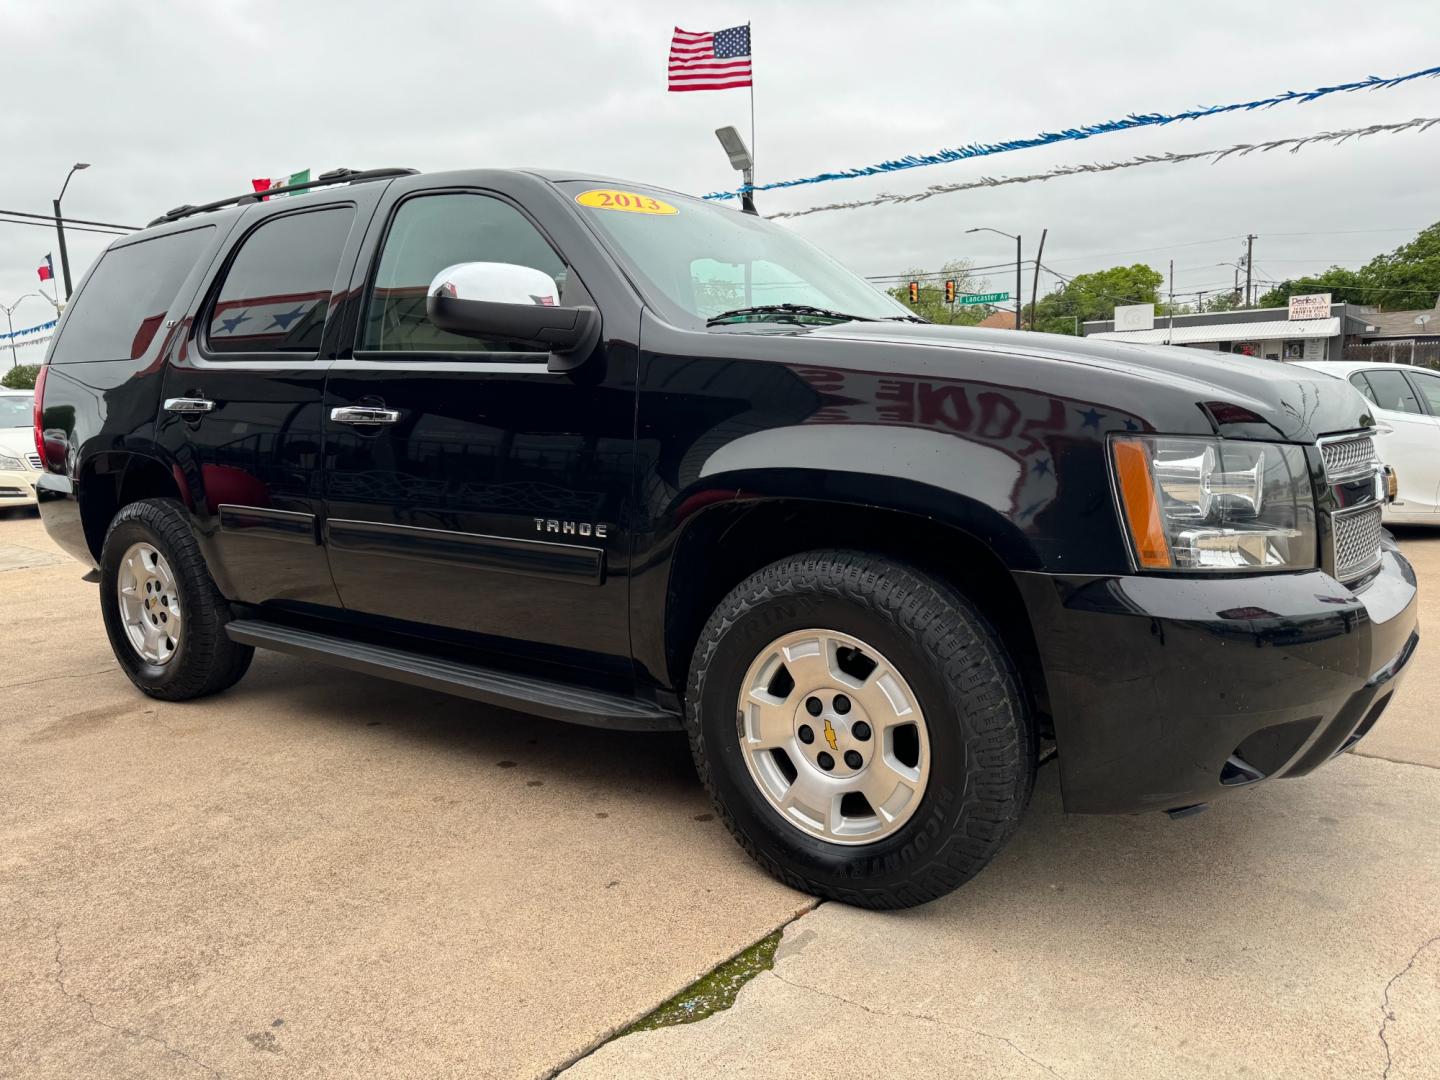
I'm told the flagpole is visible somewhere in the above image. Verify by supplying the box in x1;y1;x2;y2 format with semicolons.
747;22;756;182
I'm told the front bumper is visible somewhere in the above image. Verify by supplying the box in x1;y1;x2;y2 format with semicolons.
1015;536;1419;814
0;468;38;505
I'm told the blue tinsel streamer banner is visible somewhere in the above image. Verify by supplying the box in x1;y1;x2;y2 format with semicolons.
0;318;57;341
704;64;1440;201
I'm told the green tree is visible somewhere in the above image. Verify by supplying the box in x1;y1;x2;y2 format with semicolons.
1256;266;1366;309
1030;264;1164;335
1359;222;1440;310
1;364;39;390
1256;222;1440;311
886;260;991;325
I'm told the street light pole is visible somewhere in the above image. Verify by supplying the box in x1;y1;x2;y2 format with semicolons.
53;163;91;300
966;226;1023;330
2;294;48;368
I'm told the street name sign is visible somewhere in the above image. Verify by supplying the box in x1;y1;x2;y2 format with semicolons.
960;292;1010;305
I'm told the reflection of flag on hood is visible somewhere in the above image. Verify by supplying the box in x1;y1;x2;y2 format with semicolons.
36;254;54;282
250;169;311;200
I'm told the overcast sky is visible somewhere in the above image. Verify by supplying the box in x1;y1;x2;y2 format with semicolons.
3;0;1438;343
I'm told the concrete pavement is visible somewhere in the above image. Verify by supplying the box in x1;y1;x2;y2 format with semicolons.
3;509;1437;1079
565;529;1440;1080
0;511;813;1079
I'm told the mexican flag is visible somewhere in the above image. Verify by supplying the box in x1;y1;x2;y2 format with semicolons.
250;169;311;200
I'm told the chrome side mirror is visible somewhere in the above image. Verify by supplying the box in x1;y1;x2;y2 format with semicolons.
425;262;600;370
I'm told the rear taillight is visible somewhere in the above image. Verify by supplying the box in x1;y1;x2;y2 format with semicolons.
33;363;48;468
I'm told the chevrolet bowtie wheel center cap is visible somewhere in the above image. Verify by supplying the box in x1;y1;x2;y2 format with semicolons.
737;629;932;846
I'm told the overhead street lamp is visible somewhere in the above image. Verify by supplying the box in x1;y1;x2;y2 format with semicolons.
54;162;91;300
715;126;756;215
1;293;48;368
968;226;1022;330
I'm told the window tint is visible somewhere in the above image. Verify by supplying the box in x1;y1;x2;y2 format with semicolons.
1407;370;1440;414
207;208;353;355
48;226;213;364
1348;373;1379;404
362;194;567;353
1360;369;1423;414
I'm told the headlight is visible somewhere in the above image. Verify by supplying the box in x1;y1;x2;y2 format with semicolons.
1110;435;1317;572
0;453;25;470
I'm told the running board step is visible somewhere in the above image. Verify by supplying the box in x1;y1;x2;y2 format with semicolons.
225;619;682;732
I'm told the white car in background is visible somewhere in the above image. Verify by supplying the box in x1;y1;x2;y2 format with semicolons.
1292;360;1440;524
0;388;40;508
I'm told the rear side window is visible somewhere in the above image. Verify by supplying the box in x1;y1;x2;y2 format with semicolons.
207;207;354;355
48;226;213;364
1406;370;1440;415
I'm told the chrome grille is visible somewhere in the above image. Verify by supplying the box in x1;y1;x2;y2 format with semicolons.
25;452;41;471
1320;434;1378;482
1332;503;1384;581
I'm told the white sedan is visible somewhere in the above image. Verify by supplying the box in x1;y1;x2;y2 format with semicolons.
0;388;39;508
1292;360;1440;524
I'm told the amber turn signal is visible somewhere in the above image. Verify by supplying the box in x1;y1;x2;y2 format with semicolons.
1112;438;1172;569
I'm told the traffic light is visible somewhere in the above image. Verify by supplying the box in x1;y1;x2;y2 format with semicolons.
944;279;956;304
908;280;919;305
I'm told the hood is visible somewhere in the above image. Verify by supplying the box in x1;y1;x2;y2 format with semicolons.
805;322;1373;443
0;427;35;457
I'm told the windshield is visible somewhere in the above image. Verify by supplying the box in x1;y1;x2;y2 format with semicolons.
0;395;32;428
560;181;914;329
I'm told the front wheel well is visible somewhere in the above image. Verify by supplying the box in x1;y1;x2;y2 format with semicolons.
665;500;1051;735
79;453;184;561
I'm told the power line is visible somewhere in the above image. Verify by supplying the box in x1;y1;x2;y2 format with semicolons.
0;216;131;238
0;207;140;230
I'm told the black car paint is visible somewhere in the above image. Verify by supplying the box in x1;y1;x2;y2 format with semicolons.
35;168;1418;816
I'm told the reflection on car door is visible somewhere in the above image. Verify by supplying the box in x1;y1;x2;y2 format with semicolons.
320;187;637;675
1350;368;1440;516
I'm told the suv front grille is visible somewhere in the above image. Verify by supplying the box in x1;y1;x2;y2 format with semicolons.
25;452;41;471
1332;503;1384;581
1320;434;1378;482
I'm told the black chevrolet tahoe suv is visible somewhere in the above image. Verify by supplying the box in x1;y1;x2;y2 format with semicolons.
34;166;1419;908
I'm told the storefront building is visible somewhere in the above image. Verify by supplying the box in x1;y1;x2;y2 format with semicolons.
1083;297;1371;361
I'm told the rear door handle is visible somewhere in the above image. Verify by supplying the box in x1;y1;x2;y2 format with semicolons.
164;397;215;414
330;406;401;426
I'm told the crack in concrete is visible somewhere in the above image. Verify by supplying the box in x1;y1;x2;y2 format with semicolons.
1377;932;1440;1079
49;928;222;1079
769;969;1064;1079
1352;751;1440;772
2;666;117;691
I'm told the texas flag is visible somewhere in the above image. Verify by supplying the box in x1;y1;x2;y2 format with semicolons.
37;254;54;283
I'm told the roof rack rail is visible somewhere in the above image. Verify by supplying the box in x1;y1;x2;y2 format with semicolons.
146;167;419;228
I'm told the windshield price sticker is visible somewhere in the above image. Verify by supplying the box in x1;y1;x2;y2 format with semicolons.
575;189;678;215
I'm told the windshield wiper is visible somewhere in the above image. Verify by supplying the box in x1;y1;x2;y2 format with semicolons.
706;303;877;327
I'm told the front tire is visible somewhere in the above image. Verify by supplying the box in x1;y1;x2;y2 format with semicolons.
685;551;1034;909
100;498;253;701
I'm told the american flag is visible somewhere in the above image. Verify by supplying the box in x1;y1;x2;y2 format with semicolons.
668;25;752;92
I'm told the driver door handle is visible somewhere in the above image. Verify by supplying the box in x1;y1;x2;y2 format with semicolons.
163;397;215;414
331;406;401;426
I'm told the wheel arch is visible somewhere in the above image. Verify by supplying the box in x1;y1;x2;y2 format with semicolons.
654;493;1051;735
79;450;187;561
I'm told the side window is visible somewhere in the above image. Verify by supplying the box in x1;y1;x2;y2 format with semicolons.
1361;369;1423;414
49;226;214;364
1348;373;1379;404
1404;370;1440;415
207;207;354;355
362;193;568;354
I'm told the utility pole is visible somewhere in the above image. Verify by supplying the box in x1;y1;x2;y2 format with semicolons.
1166;259;1175;344
4;308;15;368
1028;228;1047;332
1244;233;1256;308
54;163;92;300
1195;290;1208;314
1014;234;1022;330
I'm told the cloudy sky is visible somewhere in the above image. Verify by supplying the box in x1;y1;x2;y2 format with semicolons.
2;0;1438;343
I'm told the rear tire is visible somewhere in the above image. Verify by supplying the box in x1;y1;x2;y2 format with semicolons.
685;550;1034;909
100;498;253;701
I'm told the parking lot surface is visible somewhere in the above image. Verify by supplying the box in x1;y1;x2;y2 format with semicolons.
2;509;1437;1079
